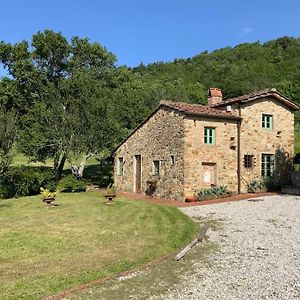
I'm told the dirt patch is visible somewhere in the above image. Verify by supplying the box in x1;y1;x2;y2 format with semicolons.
98;189;278;208
68;241;218;300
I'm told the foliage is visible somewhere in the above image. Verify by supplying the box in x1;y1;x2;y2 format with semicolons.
0;166;56;199
247;179;265;193
0;30;121;181
40;187;57;198
0;110;18;174
57;175;87;193
0;192;198;299
293;152;300;171
134;37;300;105
195;185;230;201
2;33;300;186
106;183;116;195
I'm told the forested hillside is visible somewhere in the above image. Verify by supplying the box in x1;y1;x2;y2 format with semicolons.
1;32;300;176
133;36;300;104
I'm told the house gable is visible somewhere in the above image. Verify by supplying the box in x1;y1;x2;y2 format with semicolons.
113;105;186;201
211;89;300;111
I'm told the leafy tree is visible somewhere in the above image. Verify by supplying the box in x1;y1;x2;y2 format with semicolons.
0;110;18;174
0;30;119;181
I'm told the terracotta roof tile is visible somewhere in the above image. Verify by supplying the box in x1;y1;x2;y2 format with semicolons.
159;100;241;120
210;88;300;110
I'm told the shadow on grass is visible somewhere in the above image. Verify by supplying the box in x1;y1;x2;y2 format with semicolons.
62;161;113;188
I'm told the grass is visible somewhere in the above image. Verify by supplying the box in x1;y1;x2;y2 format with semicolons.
12;153;99;169
70;218;222;300
11;153;112;187
0;192;198;299
71;242;217;300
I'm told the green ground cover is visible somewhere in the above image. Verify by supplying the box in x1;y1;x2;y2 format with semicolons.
0;192;198;299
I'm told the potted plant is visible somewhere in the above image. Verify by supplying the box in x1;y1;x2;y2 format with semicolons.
40;187;58;206
105;183;116;202
185;194;198;202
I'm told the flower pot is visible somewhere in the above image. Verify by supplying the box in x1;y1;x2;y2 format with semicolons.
42;197;55;206
105;194;116;202
185;195;198;202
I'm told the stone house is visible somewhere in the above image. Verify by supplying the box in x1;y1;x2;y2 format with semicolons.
113;88;299;201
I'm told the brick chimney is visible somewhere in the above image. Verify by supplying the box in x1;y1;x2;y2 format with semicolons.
207;88;223;106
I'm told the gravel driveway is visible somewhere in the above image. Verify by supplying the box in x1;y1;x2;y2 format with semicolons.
153;195;300;300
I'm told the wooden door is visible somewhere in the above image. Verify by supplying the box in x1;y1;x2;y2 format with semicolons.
135;155;142;192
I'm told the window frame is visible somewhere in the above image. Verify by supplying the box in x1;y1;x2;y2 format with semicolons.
204;127;216;145
170;155;176;166
261;154;274;177
152;160;160;176
244;154;254;169
262;114;273;130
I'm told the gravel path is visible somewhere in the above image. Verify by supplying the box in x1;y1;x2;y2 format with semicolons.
152;195;300;300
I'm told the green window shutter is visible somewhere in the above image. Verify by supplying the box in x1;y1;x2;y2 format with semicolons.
204;127;215;144
262;114;273;129
269;115;273;129
211;128;215;144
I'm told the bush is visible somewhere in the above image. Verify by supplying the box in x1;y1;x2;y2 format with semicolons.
247;179;265;193
0;166;56;199
195;185;231;201
57;175;87;193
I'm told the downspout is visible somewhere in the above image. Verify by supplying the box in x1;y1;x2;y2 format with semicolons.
237;106;242;194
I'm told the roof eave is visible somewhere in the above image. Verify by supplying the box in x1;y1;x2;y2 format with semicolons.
213;92;300;111
185;111;242;121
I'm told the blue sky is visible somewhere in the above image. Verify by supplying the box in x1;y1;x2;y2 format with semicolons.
1;0;300;68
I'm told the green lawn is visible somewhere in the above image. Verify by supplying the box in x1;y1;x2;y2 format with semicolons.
0;192;198;299
12;153;99;168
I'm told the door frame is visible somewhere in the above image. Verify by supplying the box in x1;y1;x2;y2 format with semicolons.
201;162;217;186
134;155;142;193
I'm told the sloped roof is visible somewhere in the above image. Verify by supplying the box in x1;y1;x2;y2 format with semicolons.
210;88;300;110
159;100;241;120
113;100;241;153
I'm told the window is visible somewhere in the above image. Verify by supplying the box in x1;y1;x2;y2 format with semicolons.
244;155;254;169
118;157;124;176
170;155;176;166
262;114;273;129
204;127;216;144
261;154;274;177
153;160;160;176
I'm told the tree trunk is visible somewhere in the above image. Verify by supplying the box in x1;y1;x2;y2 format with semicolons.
56;154;67;183
70;153;93;179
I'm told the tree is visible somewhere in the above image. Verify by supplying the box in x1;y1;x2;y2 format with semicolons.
0;110;18;174
0;30;119;181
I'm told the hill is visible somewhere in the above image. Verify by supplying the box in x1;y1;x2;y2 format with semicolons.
132;36;300;106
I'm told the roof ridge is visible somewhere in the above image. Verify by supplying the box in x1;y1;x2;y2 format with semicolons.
160;99;205;107
210;88;299;110
159;98;241;120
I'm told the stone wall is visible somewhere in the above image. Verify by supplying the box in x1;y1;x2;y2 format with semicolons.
114;96;295;201
236;97;295;192
114;106;185;201
183;116;239;197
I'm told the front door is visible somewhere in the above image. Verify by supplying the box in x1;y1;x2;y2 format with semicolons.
135;155;142;192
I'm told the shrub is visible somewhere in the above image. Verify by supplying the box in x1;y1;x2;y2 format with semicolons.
195;185;230;201
247;179;265;193
40;187;58;198
0;166;56;199
57;175;87;193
